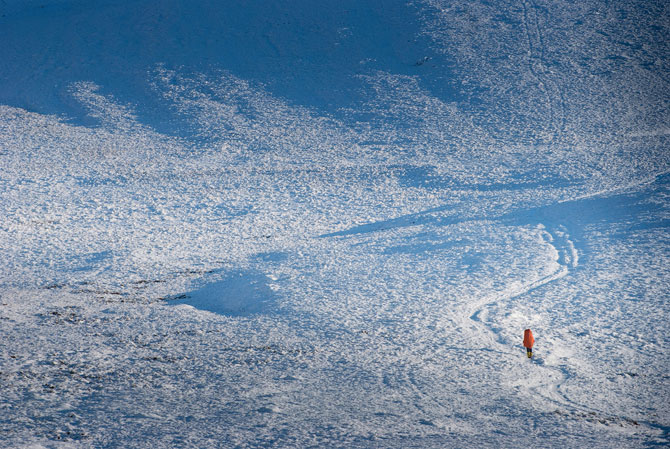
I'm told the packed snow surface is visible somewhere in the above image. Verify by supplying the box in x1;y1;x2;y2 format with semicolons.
1;0;669;447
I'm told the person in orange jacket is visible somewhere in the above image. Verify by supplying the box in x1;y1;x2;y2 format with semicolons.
523;329;534;358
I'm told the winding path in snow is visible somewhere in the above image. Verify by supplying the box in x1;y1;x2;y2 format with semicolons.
468;223;578;330
464;221;580;412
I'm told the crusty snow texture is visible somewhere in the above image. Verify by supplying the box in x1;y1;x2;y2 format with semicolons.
1;0;669;447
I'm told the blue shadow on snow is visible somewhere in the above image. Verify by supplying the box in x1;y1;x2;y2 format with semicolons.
168;269;278;317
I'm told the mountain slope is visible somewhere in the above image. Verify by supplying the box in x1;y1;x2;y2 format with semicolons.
1;0;668;447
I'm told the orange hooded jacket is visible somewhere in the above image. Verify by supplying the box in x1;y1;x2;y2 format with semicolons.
523;329;534;348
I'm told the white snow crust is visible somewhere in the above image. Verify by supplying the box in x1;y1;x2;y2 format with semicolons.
1;0;669;447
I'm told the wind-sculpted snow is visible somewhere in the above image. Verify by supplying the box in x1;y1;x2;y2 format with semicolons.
419;0;670;143
1;0;669;447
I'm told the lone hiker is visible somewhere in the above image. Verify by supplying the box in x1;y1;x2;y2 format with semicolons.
523;329;535;358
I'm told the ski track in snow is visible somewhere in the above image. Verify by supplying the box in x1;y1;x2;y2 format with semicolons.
466;176;667;424
467;222;577;408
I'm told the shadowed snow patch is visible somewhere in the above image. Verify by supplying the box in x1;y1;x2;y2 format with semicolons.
168;270;279;317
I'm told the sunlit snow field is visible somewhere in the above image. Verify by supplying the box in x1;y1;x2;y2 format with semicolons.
1;0;669;447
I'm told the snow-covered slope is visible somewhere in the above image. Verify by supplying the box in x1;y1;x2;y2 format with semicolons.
1;0;669;447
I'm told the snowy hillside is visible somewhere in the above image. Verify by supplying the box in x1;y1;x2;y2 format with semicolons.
1;0;669;447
